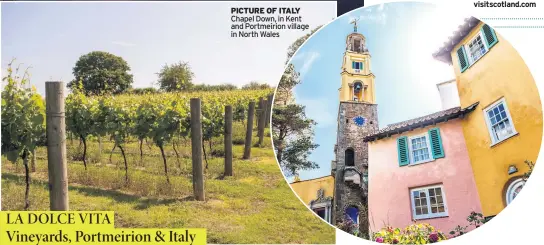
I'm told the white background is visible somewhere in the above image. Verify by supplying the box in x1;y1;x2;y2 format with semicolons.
337;0;544;244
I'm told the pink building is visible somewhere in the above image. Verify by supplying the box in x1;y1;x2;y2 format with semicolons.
365;102;483;234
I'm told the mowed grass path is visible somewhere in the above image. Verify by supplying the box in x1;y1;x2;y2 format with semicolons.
1;124;335;244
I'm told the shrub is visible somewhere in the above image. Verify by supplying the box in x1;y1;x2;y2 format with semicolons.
372;223;447;244
337;218;360;237
231;137;244;145
449;211;486;238
523;160;535;181
211;148;225;157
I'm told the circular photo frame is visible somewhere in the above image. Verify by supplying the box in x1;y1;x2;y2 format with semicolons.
272;2;541;243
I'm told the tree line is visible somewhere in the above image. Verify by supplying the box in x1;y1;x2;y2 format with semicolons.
67;51;271;96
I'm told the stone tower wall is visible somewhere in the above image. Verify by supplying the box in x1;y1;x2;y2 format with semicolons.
333;102;378;238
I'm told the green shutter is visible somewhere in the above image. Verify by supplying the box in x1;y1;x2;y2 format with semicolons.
352;61;355;69
428;128;445;159
456;46;469;73
397;136;410;166
360;62;364;70
481;24;498;49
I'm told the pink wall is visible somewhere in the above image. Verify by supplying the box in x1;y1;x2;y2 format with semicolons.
368;119;482;234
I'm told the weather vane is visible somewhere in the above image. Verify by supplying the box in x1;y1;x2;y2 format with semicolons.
350;18;359;32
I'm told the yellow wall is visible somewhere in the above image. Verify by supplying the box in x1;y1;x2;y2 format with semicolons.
339;51;376;103
290;176;335;206
450;22;542;216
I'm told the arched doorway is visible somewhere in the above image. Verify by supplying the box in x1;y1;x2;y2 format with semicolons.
353;81;363;101
345;206;359;224
505;178;524;205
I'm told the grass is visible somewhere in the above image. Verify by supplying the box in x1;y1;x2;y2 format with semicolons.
1;122;335;244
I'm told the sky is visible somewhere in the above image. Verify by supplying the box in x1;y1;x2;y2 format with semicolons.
1;2;336;96
289;2;469;181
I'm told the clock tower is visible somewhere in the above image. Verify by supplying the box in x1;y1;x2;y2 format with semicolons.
331;21;378;239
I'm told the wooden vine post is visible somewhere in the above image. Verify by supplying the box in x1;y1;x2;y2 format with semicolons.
190;98;205;201
224;105;233;176
265;93;273;127
257;99;266;147
243;101;255;159
256;97;264;131
45;81;69;211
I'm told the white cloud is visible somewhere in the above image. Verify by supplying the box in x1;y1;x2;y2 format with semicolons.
297;51;320;79
111;41;136;47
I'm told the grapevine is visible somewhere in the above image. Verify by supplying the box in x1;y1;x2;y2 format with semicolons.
1;61;46;210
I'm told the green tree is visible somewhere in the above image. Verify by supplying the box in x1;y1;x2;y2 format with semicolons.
241;81;271;90
274;64;298;106
272;104;319;176
1;61;46;210
68;51;134;95
272;27;322;176
156;61;195;91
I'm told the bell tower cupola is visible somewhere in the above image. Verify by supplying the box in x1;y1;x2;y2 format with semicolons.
339;19;376;104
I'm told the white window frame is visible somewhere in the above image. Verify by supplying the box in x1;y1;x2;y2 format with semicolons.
410;185;449;220
506;178;524;205
465;31;489;65
407;133;434;165
483;98;518;146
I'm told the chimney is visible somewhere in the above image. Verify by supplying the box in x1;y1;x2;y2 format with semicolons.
436;79;461;110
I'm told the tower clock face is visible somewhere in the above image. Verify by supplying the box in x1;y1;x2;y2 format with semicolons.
354;116;366;127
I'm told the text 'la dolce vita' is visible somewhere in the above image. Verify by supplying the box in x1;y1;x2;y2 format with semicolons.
5;212;112;225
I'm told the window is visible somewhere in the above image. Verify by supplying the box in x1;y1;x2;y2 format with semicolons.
314;208;326;220
411;185;448;220
353;81;363;101
352;61;363;71
309;189;332;224
408;134;433;164
352;39;361;52
466;33;488;64
345;149;355;166
506;178;524;205
397;128;444;167
457;24;498;72
484;98;517;145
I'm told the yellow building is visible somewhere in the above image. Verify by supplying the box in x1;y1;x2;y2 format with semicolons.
433;17;542;219
290;176;335;223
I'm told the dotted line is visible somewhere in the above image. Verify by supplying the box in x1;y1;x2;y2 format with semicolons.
481;17;544;20
493;26;544;28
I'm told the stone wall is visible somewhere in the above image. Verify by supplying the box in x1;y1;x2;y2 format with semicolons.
335;102;378;173
333;101;378;239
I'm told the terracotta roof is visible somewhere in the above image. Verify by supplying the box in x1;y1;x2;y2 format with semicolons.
432;17;481;64
364;102;479;142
